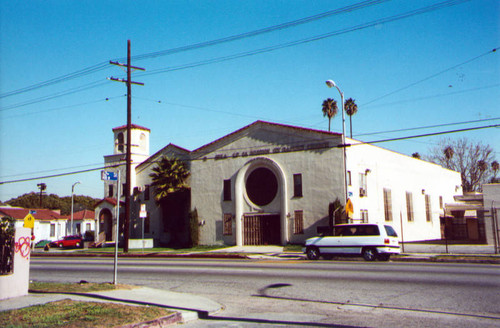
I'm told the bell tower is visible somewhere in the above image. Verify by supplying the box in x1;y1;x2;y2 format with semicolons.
103;124;151;198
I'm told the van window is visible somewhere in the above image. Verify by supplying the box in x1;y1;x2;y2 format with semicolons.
384;225;398;237
334;225;380;236
354;225;379;236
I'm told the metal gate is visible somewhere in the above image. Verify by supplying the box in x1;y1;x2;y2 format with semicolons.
243;214;281;245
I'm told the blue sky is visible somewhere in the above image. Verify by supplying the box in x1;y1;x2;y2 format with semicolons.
1;0;499;201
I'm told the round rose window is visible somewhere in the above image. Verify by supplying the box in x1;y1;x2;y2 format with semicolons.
245;167;278;206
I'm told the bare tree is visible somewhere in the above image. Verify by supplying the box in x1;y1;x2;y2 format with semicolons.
427;138;496;192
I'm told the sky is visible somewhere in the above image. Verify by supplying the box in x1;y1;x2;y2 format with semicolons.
0;0;499;202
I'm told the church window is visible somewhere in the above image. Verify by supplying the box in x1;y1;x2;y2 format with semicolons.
293;174;303;198
117;132;124;152
223;179;231;201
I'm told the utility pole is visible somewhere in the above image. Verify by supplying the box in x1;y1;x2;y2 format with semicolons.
108;40;145;252
37;183;46;208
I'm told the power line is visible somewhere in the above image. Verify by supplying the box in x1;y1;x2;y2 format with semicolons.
355;117;500;137
0;62;110;99
0;0;386;100
139;0;473;77
2;123;497;185
0;81;108;112
362;47;498;106
346;124;500;147
127;0;388;61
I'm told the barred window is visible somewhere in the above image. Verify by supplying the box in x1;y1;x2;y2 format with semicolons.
360;209;369;223
294;210;304;234
425;194;432;222
223;213;232;235
406;191;414;222
383;188;393;221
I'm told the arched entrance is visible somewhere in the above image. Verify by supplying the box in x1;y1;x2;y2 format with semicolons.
99;209;113;241
235;157;288;246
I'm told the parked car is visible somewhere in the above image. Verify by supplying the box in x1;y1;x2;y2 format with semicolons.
49;235;83;248
34;239;51;248
303;223;400;261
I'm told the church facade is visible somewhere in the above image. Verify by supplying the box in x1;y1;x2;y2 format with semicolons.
95;121;462;247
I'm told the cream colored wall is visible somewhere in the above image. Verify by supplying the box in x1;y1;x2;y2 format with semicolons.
190;126;344;245
345;140;462;242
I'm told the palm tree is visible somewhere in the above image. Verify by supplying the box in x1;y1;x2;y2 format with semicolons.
321;98;338;132
344;98;358;138
149;156;190;204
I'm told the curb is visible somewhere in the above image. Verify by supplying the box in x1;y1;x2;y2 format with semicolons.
120;312;182;328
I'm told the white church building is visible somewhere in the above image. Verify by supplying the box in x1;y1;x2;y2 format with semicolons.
94;121;462;247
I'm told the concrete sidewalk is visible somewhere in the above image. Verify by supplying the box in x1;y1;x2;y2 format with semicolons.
0;286;223;325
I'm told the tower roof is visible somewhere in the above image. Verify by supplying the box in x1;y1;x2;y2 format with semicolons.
112;124;150;132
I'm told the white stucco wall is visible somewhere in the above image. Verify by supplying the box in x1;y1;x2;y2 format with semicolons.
190;124;344;246
346;140;462;242
0;227;31;300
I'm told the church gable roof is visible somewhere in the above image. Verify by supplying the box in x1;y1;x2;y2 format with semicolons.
191;120;340;158
136;143;191;172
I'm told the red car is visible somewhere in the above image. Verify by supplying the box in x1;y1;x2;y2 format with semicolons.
49;236;83;248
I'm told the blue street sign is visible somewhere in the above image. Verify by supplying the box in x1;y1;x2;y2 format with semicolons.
101;170;118;181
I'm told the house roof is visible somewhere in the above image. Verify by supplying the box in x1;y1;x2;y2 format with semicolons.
112;124;151;132
0;207;64;221
94;197;124;208
192;120;341;154
71;209;95;220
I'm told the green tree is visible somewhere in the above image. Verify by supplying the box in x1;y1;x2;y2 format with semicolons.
427;138;496;192
149;157;190;204
5;193;99;215
344;97;358;138
321;98;338;132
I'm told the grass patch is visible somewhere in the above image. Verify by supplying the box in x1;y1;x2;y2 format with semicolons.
79;245;228;254
0;299;173;328
283;244;303;252
29;281;135;294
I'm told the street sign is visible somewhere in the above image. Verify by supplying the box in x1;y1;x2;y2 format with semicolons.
345;198;354;217
24;213;35;228
139;204;147;218
101;170;118;181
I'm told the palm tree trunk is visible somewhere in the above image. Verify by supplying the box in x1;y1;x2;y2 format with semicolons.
349;115;353;138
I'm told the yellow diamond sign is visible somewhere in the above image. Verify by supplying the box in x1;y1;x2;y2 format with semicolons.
24;213;35;229
345;198;354;217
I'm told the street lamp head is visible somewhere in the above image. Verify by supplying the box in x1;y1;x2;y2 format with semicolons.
325;80;336;88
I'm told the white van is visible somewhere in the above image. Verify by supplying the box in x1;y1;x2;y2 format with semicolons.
303;223;400;261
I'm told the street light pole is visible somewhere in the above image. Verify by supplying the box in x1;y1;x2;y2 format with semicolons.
325;79;348;205
71;181;81;235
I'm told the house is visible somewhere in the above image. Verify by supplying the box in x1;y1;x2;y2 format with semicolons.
0;207;67;243
95;120;463;247
444;183;500;248
67;209;95;237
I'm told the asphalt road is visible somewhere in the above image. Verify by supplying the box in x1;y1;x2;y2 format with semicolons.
30;257;500;327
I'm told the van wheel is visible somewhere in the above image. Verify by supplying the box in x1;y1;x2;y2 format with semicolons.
362;247;377;261
378;254;391;261
306;247;320;260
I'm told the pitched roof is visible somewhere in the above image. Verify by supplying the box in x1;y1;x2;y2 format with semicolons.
0;207;64;221
136;143;191;171
112;124;151;132
192;120;340;154
94;197;124;208
72;209;95;220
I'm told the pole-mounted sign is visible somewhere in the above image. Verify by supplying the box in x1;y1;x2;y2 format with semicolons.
101;171;118;181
